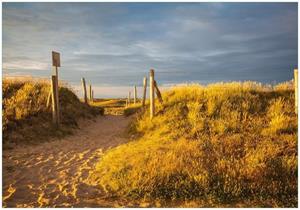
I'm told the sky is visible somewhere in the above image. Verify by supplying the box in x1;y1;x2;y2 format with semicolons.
2;2;298;97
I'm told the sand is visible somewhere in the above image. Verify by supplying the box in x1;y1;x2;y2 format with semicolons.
2;115;132;207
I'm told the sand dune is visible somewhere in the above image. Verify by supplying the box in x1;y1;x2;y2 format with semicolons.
3;115;131;207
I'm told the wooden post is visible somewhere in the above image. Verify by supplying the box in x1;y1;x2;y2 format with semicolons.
150;69;155;119
128;91;131;106
134;85;137;104
142;77;147;106
53;66;60;124
51;51;60;124
46;90;51;108
81;78;88;104
51;75;59;126
125;99;128;107
92;90;94;102
154;80;163;104
294;69;298;114
89;84;92;102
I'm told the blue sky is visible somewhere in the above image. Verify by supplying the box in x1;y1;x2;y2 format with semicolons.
2;3;298;97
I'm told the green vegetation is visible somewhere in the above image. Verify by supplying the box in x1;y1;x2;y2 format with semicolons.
89;81;297;207
3;78;103;148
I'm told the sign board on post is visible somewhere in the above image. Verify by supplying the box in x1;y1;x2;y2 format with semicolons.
52;51;61;67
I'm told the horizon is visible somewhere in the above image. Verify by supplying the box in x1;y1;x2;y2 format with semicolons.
3;2;298;97
3;74;292;98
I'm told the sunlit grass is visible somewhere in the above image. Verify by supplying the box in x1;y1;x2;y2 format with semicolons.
124;102;143;116
91;99;125;107
3;78;103;148
90;98;143;116
89;81;297;207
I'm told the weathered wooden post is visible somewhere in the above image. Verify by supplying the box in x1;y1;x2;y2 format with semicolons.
128;91;131;106
81;78;88;104
154;80;163;104
125;98;128;107
142;77;147;107
46;91;51;108
92;90;94;102
89;84;92;102
134;85;137;104
150;69;155;119
52;51;60;125
51;75;59;126
294;69;298;114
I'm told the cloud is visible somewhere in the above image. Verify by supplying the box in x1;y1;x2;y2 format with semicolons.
2;2;298;95
3;56;49;70
3;60;49;71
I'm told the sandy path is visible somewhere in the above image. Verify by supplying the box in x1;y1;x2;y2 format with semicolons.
2;115;132;207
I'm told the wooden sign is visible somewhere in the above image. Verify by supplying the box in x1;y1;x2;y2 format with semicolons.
52;51;60;67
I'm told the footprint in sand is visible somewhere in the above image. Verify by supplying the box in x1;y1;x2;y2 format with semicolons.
3;115;132;207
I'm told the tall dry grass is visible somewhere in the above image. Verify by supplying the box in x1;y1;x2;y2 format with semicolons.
89;81;297;207
3;78;103;148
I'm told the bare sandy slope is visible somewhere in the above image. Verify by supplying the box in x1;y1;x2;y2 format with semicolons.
2;115;132;207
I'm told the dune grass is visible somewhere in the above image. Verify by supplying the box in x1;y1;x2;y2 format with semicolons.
91;98;125;107
90;99;126;115
124;103;143;116
89;81;297;207
3;78;104;148
90;98;143;116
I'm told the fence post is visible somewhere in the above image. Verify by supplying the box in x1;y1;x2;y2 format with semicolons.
89;84;92;102
92;90;94;102
81;78;88;104
154;80;163;104
295;69;298;114
51;75;59;127
54;66;60;123
150;69;155;119
134;85;137;104
142;77;147;107
128;91;131;106
46;90;51;108
51;51;60;124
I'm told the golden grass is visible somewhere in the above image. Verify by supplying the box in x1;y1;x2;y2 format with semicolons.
90;99;126;115
90;99;143;116
124;103;143;116
3;78;103;148
91;99;125;107
89;81;297;207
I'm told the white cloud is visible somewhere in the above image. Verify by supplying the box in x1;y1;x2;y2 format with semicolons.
3;60;49;71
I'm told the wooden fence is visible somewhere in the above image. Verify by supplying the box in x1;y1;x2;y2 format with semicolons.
125;69;163;119
47;50;298;125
